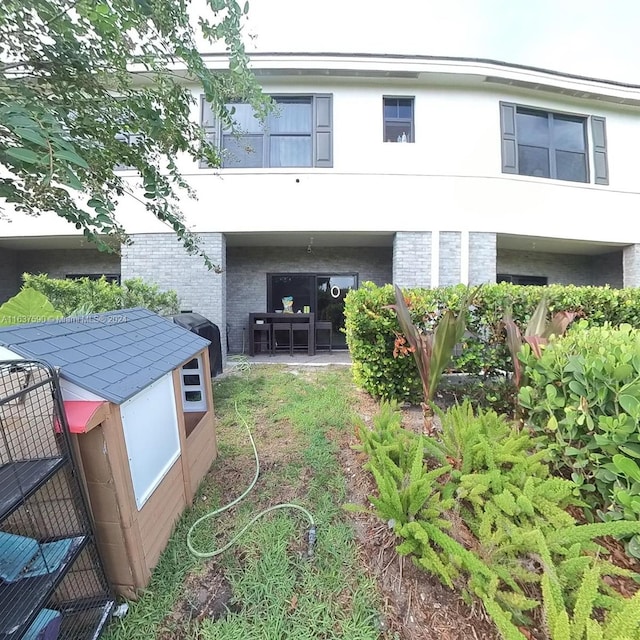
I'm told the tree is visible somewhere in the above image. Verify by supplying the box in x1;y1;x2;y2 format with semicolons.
0;0;268;269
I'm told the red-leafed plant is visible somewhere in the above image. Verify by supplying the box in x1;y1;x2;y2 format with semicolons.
389;285;479;433
503;296;577;387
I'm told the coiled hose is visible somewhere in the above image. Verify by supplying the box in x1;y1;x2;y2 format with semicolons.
186;403;316;559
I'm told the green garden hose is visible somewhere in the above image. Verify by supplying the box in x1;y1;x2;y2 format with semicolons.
186;403;316;559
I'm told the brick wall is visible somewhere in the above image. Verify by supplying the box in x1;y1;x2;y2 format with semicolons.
226;245;392;353
393;232;431;287
593;251;623;288
468;233;497;285
498;249;623;287
0;249;19;303
18;249;121;280
623;244;640;287
439;232;461;286
0;248;121;304
121;233;226;341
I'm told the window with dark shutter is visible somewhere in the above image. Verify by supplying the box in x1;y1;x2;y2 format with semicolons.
200;94;333;169
500;102;607;185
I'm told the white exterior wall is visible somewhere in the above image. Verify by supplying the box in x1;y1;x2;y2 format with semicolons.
2;65;638;248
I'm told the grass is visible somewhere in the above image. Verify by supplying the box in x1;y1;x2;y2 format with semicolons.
104;365;383;640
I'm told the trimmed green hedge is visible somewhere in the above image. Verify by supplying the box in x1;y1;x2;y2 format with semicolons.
22;273;179;316
344;282;640;403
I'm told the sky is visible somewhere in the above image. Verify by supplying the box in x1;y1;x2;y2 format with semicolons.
237;0;640;84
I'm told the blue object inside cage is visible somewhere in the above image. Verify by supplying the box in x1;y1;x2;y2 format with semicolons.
0;532;73;583
22;608;62;640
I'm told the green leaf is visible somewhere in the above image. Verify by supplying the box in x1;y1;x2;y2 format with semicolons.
14;128;48;147
619;394;640;419
0;289;62;326
60;168;84;190
614;363;634;381
5;147;41;164
5;115;38;128
627;535;640;559
612;454;640;483
54;149;90;169
619;443;640;459
568;380;587;397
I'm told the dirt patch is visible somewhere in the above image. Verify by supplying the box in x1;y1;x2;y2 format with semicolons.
343;388;499;640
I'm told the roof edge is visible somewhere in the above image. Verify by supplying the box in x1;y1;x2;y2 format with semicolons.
197;51;640;91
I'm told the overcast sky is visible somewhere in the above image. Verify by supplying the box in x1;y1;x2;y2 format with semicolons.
240;0;640;84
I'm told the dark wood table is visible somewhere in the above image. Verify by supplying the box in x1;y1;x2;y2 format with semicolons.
249;313;315;356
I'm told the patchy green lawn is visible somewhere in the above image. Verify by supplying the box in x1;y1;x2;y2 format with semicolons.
103;366;383;640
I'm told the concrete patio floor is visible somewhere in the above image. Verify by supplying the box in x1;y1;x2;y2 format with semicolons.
226;350;352;368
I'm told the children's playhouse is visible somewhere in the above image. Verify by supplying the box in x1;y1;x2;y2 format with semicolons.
0;308;218;599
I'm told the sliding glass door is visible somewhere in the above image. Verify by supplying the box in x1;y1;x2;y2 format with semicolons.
315;275;356;349
267;273;358;349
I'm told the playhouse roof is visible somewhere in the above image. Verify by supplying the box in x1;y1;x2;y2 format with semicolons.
0;308;210;404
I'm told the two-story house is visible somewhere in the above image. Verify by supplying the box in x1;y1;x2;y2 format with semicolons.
1;52;640;353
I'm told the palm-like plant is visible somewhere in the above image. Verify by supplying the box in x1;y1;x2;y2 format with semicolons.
389;285;478;433
503;296;577;387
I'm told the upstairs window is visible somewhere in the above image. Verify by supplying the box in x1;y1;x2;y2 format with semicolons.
201;94;332;168
500;103;608;185
114;132;142;171
383;97;414;143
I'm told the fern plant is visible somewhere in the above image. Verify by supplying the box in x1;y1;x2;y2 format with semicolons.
532;529;640;640
351;400;640;640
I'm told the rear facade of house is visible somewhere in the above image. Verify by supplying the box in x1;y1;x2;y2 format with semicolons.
1;52;640;354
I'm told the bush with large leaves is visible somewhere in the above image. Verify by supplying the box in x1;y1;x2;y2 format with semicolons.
518;322;640;557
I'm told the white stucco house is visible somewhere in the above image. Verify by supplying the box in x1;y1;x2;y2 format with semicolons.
1;23;640;353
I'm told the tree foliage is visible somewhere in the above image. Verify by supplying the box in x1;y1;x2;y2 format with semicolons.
0;0;267;268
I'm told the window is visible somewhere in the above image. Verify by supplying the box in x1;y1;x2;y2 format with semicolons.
114;132;142;171
201;94;332;168
66;273;121;284
500;102;608;185
497;274;548;286
383;97;414;143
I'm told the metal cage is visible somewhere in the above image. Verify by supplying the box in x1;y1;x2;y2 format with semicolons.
0;360;114;640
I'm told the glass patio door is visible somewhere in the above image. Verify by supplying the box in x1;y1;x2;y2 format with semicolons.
316;275;357;349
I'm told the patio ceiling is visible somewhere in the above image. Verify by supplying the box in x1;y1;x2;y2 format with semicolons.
497;234;628;256
224;231;395;247
0;236;115;251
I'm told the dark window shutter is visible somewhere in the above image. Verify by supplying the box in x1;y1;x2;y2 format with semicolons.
591;116;608;185
500;102;518;174
314;94;332;167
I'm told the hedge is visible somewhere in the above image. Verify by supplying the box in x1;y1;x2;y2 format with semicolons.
22;273;180;316
344;281;640;403
518;322;640;556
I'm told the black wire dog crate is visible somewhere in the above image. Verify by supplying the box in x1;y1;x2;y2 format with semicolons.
0;360;114;640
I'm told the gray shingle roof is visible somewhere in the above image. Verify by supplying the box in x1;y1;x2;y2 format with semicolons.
0;308;210;404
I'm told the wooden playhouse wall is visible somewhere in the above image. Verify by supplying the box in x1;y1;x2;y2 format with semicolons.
72;348;217;599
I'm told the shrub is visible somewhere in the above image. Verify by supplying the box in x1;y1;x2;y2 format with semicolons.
350;400;640;639
22;273;179;316
518;322;640;557
345;282;640;404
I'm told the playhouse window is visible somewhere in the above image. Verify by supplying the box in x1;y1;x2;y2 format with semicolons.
180;356;208;437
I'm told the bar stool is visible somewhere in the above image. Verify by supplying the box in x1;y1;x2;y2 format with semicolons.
272;322;293;355
292;322;311;354
315;321;333;353
252;322;272;355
